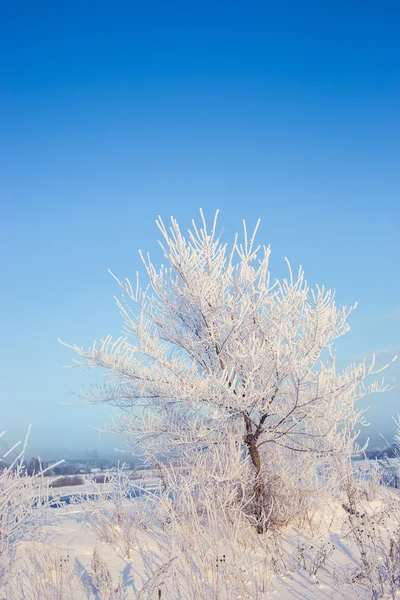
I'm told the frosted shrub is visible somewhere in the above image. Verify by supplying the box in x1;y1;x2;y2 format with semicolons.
10;543;82;600
295;539;336;578
91;548;126;600
334;484;400;599
0;428;57;590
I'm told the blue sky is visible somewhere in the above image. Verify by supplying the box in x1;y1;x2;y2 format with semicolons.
1;1;399;458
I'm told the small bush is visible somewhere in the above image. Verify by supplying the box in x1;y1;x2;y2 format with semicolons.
50;476;84;488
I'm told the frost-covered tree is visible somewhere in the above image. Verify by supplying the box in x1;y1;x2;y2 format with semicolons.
64;211;395;531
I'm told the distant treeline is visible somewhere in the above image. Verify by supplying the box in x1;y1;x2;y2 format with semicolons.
364;446;399;460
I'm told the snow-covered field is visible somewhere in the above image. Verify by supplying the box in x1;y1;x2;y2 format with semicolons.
10;489;400;599
1;453;399;600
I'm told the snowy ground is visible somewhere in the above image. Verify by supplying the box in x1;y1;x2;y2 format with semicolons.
7;462;400;599
14;494;400;599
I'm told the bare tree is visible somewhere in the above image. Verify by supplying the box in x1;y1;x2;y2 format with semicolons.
62;210;395;532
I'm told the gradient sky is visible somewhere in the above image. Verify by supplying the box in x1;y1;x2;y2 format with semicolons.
1;1;399;459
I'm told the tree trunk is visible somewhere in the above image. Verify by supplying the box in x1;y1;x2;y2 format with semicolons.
245;436;266;534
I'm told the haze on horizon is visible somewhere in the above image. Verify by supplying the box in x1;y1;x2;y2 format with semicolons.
1;1;399;461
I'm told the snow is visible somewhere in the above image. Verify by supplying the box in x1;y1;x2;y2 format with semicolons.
14;493;400;599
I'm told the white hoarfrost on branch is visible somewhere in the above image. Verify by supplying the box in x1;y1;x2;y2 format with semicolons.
61;210;396;532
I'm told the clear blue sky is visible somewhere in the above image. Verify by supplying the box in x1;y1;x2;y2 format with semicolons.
1;1;399;459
